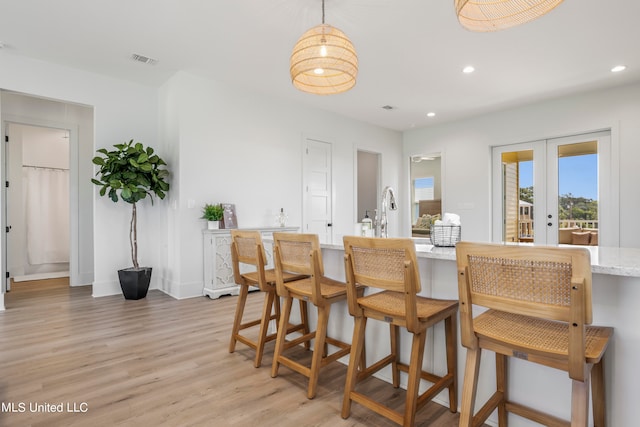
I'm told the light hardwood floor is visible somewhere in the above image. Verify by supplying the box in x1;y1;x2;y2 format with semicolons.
0;279;465;426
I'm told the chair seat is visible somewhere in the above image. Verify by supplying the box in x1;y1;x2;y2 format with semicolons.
284;276;351;299
358;291;458;321
474;309;613;362
241;269;307;286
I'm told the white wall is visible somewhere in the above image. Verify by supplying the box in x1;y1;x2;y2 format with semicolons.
0;53;160;297
158;71;403;298
403;82;640;248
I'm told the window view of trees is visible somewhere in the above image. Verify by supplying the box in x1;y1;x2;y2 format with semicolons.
519;186;598;221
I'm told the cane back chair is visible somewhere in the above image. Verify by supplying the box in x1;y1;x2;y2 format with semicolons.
342;236;459;427
456;242;613;427
271;232;364;399
228;230;308;368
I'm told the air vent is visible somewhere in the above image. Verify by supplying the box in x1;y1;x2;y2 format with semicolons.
130;53;158;65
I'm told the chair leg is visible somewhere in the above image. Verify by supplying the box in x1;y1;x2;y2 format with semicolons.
459;348;482;427
229;284;249;353
253;290;276;368
496;353;508;425
404;331;427;427
308;304;331;399
445;314;458;413
273;292;281;325
571;376;590;427
299;299;311;350
271;296;293;378
342;315;367;419
591;359;606;427
390;324;400;388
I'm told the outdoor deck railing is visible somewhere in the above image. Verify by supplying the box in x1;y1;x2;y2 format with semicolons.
558;219;598;229
518;219;598;239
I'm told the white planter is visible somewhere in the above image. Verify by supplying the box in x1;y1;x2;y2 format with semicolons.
207;220;220;230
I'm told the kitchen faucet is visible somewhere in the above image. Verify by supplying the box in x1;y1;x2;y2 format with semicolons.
378;186;397;238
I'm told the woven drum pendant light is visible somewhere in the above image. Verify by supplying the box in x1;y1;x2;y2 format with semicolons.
455;0;564;32
290;0;358;95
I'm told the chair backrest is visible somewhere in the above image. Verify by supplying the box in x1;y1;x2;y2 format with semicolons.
343;236;422;331
273;232;326;304
343;236;421;293
272;232;322;276
231;230;268;289
455;242;593;349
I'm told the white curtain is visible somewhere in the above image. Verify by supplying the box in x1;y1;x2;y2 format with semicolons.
23;167;70;265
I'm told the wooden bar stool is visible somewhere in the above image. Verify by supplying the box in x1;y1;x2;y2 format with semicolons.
270;232;364;399
228;230;308;368
456;242;613;427
342;236;459;427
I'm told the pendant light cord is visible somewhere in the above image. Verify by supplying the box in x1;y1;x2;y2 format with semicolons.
322;0;325;24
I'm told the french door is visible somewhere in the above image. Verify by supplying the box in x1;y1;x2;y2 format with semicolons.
492;131;616;246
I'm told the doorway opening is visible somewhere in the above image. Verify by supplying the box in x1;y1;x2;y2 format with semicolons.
7;123;71;283
356;150;380;224
1;90;95;306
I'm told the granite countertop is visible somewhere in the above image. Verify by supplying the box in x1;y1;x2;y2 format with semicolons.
320;241;640;278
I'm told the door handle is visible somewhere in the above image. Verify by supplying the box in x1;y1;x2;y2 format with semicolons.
327;223;332;227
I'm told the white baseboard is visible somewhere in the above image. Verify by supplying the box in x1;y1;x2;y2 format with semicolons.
13;271;70;282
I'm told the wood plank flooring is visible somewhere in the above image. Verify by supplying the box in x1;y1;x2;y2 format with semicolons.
0;279;466;426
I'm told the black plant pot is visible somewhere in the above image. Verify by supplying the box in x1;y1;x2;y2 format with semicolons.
118;267;152;300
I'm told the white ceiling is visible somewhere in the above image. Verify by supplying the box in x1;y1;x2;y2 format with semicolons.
1;0;639;131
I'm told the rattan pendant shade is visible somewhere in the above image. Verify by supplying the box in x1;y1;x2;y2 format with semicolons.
455;0;564;32
290;1;358;95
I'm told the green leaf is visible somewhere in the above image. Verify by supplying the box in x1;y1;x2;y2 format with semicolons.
135;142;143;152
146;147;154;156
90;178;103;186
129;159;139;168
99;186;107;197
92;157;105;166
137;153;149;164
139;163;152;172
121;188;132;200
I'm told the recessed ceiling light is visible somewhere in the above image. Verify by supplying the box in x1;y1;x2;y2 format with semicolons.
611;65;626;73
427;112;436;118
463;65;475;74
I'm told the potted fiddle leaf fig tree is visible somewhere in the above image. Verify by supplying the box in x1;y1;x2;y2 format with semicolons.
91;139;170;300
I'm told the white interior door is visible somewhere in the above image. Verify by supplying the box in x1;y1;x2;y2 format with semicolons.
303;138;333;244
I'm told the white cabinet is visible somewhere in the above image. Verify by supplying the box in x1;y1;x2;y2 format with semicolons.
202;227;299;299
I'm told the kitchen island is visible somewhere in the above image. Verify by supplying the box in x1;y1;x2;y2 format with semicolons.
313;242;639;427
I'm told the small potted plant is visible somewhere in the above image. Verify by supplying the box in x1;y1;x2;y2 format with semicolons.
202;203;224;229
